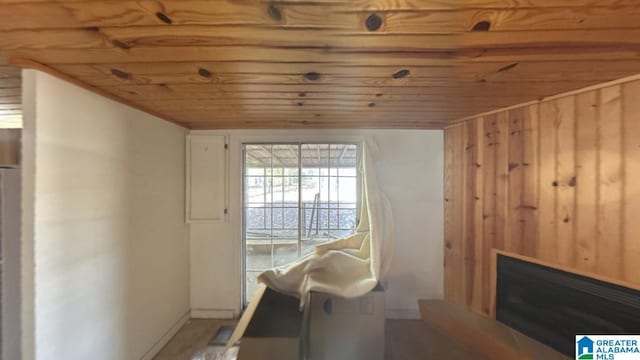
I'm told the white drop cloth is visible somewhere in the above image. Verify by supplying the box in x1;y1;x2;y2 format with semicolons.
257;138;395;308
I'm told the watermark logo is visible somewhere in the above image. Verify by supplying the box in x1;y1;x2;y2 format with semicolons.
576;335;640;360
577;336;594;360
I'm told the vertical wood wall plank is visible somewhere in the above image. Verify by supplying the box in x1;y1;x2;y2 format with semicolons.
472;117;484;313
481;114;497;316
622;80;640;284
597;85;623;279
555;96;577;268
521;104;539;257
462;119;485;311
537;101;558;263
507;108;525;254
494;112;509;252
444;125;465;305
444;127;455;301
575;91;599;273
463;120;476;308
452;124;465;306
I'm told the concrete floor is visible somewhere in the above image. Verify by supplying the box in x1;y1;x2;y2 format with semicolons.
154;318;484;360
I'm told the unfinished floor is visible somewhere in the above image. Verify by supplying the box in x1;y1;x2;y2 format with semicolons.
154;319;485;360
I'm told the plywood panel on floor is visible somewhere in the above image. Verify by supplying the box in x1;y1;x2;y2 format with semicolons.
443;77;640;316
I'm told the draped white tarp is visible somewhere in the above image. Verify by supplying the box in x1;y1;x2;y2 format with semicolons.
257;138;395;308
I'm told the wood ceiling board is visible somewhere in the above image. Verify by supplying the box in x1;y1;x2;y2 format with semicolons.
7;28;640;51
107;89;551;102
96;81;606;97
11;44;640;67
6;27;640;57
50;60;640;87
130;98;524;108
51;60;638;76
91;80;614;122
339;0;640;11
1;0;637;8
148;106;483;115
186;121;448;130
2;1;640;32
0;1;355;31
9;47;455;65
49;68;635;88
179;114;452;123
50;63;458;86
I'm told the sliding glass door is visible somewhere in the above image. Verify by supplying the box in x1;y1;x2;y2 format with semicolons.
242;143;359;304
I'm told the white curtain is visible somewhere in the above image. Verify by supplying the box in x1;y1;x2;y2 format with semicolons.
257;138;395;308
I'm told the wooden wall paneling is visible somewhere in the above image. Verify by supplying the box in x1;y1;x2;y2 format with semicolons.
536;100;558;263
555;96;576;268
574;90;599;273
520;104;539;257
481;114;497;316
597;85;623;279
444;78;640;316
622;79;640;284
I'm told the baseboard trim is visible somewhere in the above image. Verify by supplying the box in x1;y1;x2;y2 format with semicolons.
385;308;421;320
140;310;190;360
191;309;237;319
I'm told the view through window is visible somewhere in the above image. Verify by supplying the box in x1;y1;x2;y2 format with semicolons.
243;143;359;303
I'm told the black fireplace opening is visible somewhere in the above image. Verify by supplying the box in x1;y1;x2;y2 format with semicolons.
495;254;640;357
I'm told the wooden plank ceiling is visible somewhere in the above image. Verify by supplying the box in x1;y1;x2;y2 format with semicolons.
1;0;640;129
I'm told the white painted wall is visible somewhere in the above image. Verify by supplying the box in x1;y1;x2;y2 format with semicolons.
189;130;444;319
21;70;191;360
